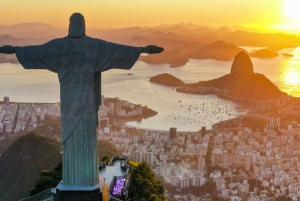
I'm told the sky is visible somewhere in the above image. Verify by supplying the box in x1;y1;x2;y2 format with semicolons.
1;0;300;34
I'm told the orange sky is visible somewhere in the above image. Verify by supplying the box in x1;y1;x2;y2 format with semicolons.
1;0;300;34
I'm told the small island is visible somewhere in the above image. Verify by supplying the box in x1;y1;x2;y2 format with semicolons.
250;49;278;59
281;53;294;57
150;73;185;87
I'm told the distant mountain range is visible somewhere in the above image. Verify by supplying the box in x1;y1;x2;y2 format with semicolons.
0;23;66;38
139;49;189;67
250;49;278;58
1;22;300;66
186;41;246;61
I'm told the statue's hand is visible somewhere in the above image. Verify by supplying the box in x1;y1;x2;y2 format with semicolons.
0;45;15;54
143;45;164;54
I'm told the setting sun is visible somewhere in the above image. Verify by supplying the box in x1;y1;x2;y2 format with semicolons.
284;0;300;20
275;0;300;33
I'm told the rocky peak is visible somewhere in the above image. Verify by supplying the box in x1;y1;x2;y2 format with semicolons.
230;52;254;76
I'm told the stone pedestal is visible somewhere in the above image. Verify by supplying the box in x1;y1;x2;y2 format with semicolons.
53;183;103;201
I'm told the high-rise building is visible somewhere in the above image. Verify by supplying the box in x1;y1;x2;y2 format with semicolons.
136;106;142;115
243;180;250;193
240;189;247;201
143;152;154;166
31;116;38;124
201;126;206;138
198;146;207;156
132;151;143;162
101;95;104;105
216;177;225;192
178;136;185;144
253;164;260;175
285;145;293;157
270;117;280;129
3;96;9;105
169;127;177;139
198;156;206;171
274;177;281;186
108;102;114;115
114;102;121;116
245;154;251;171
99;117;109;128
155;166;167;176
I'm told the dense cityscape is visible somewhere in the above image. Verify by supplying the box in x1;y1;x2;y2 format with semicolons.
0;97;60;138
2;92;300;200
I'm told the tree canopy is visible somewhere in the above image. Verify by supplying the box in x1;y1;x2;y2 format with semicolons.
30;162;62;196
130;162;165;201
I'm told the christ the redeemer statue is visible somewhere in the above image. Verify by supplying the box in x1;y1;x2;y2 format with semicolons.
0;13;163;200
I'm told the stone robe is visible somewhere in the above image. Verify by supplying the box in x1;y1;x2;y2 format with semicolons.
15;36;142;186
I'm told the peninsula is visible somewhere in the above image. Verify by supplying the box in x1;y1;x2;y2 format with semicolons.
177;52;286;100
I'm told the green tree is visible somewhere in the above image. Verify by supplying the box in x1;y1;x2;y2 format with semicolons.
242;117;267;130
130;162;165;201
101;156;110;164
30;162;62;196
97;140;121;161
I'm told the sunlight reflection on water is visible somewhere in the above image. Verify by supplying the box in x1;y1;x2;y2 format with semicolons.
1;46;300;130
278;47;300;97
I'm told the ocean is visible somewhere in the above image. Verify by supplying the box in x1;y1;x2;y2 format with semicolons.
0;46;299;131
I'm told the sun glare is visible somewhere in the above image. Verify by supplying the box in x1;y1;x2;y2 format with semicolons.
293;47;300;58
284;0;300;20
283;71;300;86
275;0;300;33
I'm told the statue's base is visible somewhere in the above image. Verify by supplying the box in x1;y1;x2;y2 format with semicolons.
54;188;102;201
53;183;103;201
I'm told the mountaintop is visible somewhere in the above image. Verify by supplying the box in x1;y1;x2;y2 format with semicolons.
230;51;254;76
0;132;61;201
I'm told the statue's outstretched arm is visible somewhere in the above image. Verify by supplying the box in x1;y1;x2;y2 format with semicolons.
143;45;164;54
0;45;15;54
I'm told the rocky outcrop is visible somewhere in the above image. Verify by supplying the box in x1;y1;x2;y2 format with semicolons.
230;51;254;76
0;132;61;201
177;52;285;100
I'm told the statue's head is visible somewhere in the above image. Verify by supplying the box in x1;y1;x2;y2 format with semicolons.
68;13;85;38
